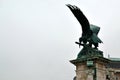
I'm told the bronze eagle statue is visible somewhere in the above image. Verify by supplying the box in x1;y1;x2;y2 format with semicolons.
66;4;102;49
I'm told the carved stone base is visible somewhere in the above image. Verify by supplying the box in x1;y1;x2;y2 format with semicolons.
70;45;110;80
70;57;110;80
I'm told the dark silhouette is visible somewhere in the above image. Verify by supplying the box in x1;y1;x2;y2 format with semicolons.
66;4;102;49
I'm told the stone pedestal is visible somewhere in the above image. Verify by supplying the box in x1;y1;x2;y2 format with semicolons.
70;46;110;80
70;57;110;80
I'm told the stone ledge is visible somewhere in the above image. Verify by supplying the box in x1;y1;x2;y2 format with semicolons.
70;57;110;66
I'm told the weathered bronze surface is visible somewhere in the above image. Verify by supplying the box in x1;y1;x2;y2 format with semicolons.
66;4;103;58
66;4;102;49
77;44;103;59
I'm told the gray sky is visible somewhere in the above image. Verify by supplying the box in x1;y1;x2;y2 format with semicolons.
1;0;120;80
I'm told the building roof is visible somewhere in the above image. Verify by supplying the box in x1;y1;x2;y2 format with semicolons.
108;58;120;61
106;58;120;69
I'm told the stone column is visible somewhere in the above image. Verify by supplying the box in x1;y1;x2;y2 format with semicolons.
95;59;107;80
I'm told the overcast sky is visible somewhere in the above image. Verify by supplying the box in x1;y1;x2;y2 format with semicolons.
1;0;120;80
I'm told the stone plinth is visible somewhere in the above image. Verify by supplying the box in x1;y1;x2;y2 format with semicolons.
70;57;110;80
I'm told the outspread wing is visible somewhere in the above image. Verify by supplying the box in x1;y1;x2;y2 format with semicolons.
66;4;91;34
90;24;100;35
90;24;103;43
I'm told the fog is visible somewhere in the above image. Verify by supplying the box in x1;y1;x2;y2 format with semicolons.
0;0;120;80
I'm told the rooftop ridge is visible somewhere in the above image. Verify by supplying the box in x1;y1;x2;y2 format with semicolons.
108;58;120;61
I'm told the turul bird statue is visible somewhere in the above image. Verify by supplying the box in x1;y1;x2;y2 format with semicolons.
66;4;102;49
